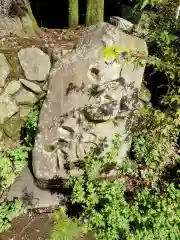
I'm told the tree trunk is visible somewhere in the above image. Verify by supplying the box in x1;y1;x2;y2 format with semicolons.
85;0;104;26
68;0;79;28
0;0;41;37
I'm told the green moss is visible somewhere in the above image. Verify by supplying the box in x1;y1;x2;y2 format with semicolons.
0;49;21;80
44;145;56;152
19;0;41;37
27;0;41;35
139;83;151;103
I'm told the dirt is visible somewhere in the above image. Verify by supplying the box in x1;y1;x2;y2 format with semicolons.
0;26;87;50
0;211;54;240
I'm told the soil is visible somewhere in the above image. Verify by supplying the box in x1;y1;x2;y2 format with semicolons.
0;210;54;240
0;26;87;50
0;26;87;240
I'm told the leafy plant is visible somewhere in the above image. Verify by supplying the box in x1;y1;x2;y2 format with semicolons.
24;105;39;146
0;146;29;190
103;45;147;68
67;134;180;240
10;147;29;172
128;183;180;240
132;133;174;169
135;0;180;115
68;135;131;240
135;0;156;10
51;207;85;240
0;156;16;189
103;45;122;62
0;199;27;233
131;108;178;170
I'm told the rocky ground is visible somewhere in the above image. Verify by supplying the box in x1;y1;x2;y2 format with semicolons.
0;26;87;240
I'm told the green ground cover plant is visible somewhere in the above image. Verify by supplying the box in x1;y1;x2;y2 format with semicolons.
0;104;40;233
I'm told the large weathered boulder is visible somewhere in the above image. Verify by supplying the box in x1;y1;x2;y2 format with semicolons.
32;22;148;184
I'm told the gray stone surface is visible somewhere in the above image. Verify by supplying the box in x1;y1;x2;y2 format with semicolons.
61;49;72;56
5;80;21;95
0;93;19;124
0;53;10;87
110;16;134;32
20;78;42;94
15;88;37;105
32;22;148;183
18;47;51;81
52;44;75;62
7;168;63;209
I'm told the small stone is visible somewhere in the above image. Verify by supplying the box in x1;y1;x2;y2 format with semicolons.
0;53;10;87
0;93;19;124
20;79;42;94
3;113;22;141
5;80;21;95
15;89;37;105
18;47;51;81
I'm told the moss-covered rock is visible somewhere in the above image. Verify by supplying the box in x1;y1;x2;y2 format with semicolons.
3;113;22;141
0;93;19;124
19;105;31;120
0;49;22;80
5;80;21;95
139;83;151;103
